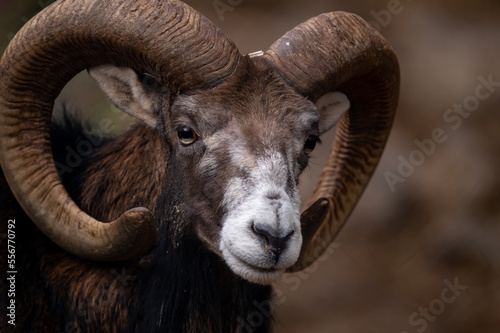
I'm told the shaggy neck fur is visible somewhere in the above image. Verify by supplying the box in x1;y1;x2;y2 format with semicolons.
136;209;273;333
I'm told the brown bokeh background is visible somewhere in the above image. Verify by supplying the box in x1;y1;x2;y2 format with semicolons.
1;1;499;332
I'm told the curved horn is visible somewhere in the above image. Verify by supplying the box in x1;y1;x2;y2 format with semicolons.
0;0;241;261
265;12;399;271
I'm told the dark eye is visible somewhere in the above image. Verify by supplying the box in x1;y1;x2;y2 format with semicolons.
304;135;320;154
176;126;198;146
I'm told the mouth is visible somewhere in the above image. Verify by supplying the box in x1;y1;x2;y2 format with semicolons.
236;255;280;274
221;243;287;285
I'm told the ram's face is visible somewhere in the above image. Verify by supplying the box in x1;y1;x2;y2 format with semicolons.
170;70;321;284
89;58;347;282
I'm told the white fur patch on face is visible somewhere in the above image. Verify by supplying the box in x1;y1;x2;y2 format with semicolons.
219;146;303;285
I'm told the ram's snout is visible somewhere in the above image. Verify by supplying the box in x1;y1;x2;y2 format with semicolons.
221;198;302;284
219;151;303;285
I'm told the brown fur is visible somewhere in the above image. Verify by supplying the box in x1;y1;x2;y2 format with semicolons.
78;125;167;221
0;125;165;332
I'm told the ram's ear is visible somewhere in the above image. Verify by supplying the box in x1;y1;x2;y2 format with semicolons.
89;65;164;128
315;91;350;134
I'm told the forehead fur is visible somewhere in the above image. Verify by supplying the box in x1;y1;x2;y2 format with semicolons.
171;56;320;140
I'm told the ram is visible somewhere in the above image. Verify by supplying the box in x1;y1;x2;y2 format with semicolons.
0;0;399;332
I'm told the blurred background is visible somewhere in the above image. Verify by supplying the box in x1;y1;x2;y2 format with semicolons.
1;0;499;332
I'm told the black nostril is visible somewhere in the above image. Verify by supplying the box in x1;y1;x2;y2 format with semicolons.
266;191;281;201
252;223;294;260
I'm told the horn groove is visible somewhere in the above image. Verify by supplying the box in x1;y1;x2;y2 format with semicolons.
0;0;241;261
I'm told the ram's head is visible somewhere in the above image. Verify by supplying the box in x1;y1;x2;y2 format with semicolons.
0;0;399;284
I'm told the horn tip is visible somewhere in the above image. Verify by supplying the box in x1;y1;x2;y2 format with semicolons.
117;207;158;258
